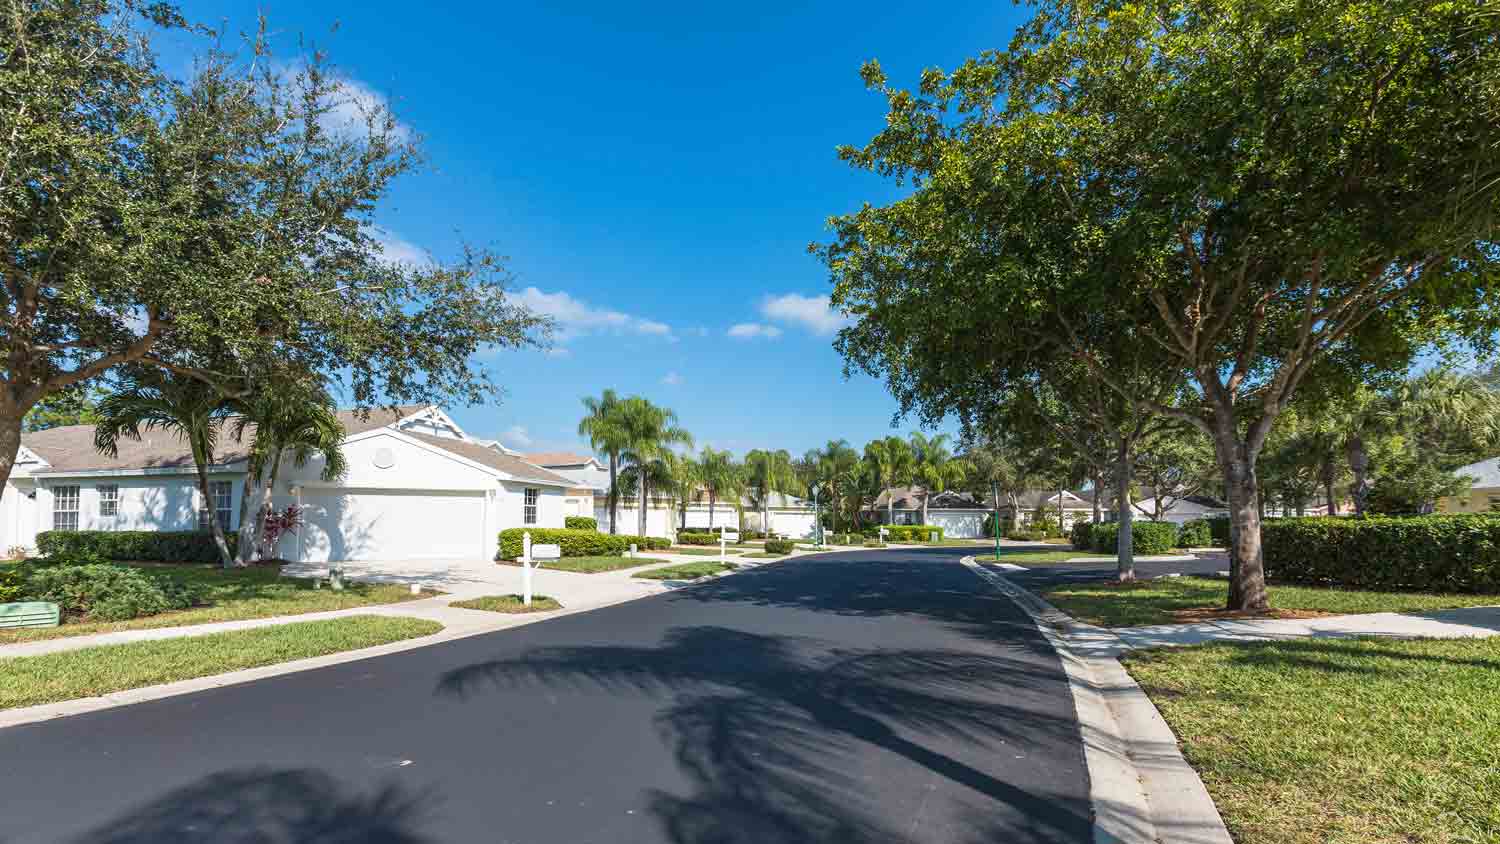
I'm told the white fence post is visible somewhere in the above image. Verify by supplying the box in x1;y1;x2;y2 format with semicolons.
522;531;533;607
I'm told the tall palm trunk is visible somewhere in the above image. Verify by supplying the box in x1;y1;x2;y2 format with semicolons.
191;440;234;568
708;489;716;529
607;451;619;534
638;472;649;538
885;475;894;525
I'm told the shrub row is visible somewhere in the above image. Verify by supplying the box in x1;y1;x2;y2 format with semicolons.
1068;520;1095;549
564;516;598;530
1072;521;1179;555
10;559;206;620
496;528;668;560
36;530;236;564
1177;518;1213;548
678;532;719;546
1205;516;1231;546
862;525;946;542
764;539;795;554
1008;530;1051;542
827;532;860;546
1262;515;1500;593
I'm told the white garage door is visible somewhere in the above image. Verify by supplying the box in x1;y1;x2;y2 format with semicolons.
297;489;486;562
769;512;817;539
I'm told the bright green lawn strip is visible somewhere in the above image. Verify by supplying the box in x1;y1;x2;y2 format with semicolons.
667;547;744;556
0;563;433;644
1124;637;1500;844
984;549;1088;565
0;616;442;710
633;561;738;580
497;555;666;573
450;594;562;613
742;551;789;559
1044;576;1500;628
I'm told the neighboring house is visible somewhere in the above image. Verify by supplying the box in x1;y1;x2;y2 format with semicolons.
1;405;574;566
1129;494;1229;524
524;452;610;523
741;490;818;538
1436;456;1500;514
864;487;1094;538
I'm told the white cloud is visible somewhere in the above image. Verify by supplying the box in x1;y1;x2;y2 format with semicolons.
661;371;683;386
365;225;431;267
760;293;852;336
728;323;783;340
277;63;412;142
511;287;676;343
499;425;533;448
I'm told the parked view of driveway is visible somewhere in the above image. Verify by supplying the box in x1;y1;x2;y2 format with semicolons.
0;549;1091;844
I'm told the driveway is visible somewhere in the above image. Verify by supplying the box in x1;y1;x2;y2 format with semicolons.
0;548;1091;844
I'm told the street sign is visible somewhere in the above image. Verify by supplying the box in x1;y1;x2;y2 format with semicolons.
532;543;562;560
721;531;740;544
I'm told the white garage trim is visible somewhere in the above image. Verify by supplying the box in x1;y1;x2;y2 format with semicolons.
294;487;489;562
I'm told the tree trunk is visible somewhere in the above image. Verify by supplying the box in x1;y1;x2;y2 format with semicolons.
1323;470;1337;518
236;469;259;565
708;490;716;529
1219;447;1269;611
1347;435;1370;516
886;481;894;525
191;443;234;569
0;411;23;509
607;452;619;534
256;445;286;559
638;472;649;538
1115;449;1135;582
1092;473;1102;523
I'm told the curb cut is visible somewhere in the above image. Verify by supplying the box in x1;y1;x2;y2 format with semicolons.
961;556;1232;844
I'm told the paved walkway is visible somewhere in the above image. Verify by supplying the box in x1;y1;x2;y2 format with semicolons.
1103;604;1500;652
0;550;817;660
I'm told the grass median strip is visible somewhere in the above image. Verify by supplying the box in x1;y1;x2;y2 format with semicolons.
633;561;738;580
742;551;789;559
497;555;666;573
0;564;436;645
0;615;443;710
983;549;1088;565
1043;576;1500;628
450;594;562;613
667;547;744;556
1124;637;1500;844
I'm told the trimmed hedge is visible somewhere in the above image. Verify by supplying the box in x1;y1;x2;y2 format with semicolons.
36;530;235;564
1262;515;1500;593
1069;520;1096;549
1205;516;1231;546
1088;521;1178;555
678;532;718;546
1178;518;1213;548
496;528;668;560
564;516;598;530
764;539;795;554
1007;530;1050;542
863;525;946;542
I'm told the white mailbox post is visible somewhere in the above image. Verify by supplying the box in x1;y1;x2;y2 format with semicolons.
878;526;889;544
521;531;562;607
718;530;740;563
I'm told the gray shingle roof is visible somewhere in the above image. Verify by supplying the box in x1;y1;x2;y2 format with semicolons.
403;432;574;486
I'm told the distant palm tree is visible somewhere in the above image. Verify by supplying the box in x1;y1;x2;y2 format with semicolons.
230;386;348;563
696;447;742;530
745;449;797;536
864;436;914;525
578;390;629;534
659;450;700;534
615;397;693;538
909;432;968;525
94;371;237;567
814;439;859;534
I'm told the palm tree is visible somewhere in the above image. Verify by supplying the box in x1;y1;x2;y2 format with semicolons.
578;390;629;534
863;436;914;525
745;449;797;536
696;447;741;530
615;397;693;538
94;371;237;567
230;387;348;563
813;439;859;534
909;432;968;526
659;450;700;534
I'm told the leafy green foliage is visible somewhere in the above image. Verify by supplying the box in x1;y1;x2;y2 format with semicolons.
862;525;945;542
1089;522;1178;556
564;516;598;531
1069;520;1096;549
1206;516;1232;546
0;566;24;602
677;532;718;546
1262;516;1500;593
21;384;105;432
37;530;237;564
22;563;205;621
1177;519;1213;549
495;528;668;560
763;539;795;554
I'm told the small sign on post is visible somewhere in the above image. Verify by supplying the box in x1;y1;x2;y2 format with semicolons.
520;533;562;607
879;527;889;544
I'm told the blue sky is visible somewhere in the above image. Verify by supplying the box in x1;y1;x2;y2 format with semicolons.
154;1;1030;458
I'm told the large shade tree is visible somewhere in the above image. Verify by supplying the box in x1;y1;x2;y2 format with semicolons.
1;2;548;501
820;0;1500;609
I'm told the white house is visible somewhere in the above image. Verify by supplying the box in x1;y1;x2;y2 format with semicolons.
1;405;574;565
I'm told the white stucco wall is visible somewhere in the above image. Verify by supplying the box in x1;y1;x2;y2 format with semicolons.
591;503;674;537
929;510;989;539
29;472;243;536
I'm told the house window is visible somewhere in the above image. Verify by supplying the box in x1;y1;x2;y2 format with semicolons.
53;486;80;531
97;485;119;519
524;488;539;525
199;481;233;529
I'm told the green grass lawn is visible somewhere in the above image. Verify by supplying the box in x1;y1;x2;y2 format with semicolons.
983;548;1088;565
667;546;744;556
0;615;442;710
743;551;789;559
497;555;666;573
1043;576;1500;628
632;561;738;580
0;563;434;644
450;594;562;613
1125;637;1500;844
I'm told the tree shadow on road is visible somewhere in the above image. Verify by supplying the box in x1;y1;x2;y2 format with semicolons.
435;625;1091;844
67;767;437;844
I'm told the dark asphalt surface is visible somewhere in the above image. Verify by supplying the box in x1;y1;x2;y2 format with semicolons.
0;548;1091;844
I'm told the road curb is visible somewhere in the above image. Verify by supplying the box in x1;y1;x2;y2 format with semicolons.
961;556;1232;844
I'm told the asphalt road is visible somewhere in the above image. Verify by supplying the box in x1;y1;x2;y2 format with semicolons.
0;548;1092;844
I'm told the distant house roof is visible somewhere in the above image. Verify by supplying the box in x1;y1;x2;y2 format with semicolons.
1456;456;1500;489
525;452;601;469
403;432;574;486
868;486;1093;511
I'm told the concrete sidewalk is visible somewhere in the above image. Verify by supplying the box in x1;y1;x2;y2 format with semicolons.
1106;604;1500;652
